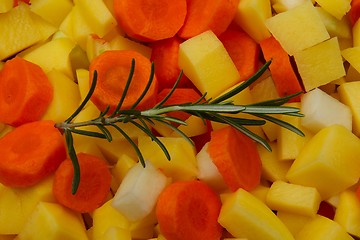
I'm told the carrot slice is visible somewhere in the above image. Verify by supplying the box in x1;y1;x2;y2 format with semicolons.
156;180;223;240
150;36;192;90
260;36;303;102
113;0;187;42
350;0;360;25
219;29;260;82
156;88;202;125
177;0;240;39
53;152;112;213
207;126;262;192
0;57;53;126
0;120;66;187
89;50;158;113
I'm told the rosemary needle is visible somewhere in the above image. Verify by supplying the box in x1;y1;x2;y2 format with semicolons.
55;59;304;194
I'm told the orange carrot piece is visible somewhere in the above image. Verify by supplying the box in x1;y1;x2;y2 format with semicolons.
150;36;192;90
0;57;53;127
219;29;260;82
156;180;223;240
207;126;262;192
53;152;112;213
113;0;187;42
177;0;240;39
350;0;360;25
260;36;303;102
89;50;158;113
0;120;66;187
156;88;202;125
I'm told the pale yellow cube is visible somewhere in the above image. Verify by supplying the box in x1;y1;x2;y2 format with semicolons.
20;37;76;79
0;3;42;60
265;0;329;56
286;124;360;199
179;30;240;99
29;11;57;41
218;188;294;240
111;154;137;191
171;115;208;138
277;103;314;161
98;227;131;240
315;0;351;20
108;34;152;60
249;184;270;203
266;180;321;217
41;70;81;123
92;199;130;240
342;47;360;77
338;81;360;137
0;0;12;13
16;202;88;240
30;0;73;27
138;136;198;181
334;190;360;238
271;0;308;13
234;0;272;43
277;211;312;237
0;177;55;235
294;37;345;91
74;0;117;38
315;7;351;39
257;143;293;182
295;215;353;240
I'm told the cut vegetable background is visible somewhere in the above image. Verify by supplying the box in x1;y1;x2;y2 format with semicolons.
0;0;360;240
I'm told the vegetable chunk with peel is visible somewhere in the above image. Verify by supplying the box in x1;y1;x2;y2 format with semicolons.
265;0;329;56
178;30;240;99
218;188;294;240
286;124;360;199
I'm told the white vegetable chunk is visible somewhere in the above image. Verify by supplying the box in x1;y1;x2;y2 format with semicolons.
301;88;352;133
196;143;227;192
111;160;167;222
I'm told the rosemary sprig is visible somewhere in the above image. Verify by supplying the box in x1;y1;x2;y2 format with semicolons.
55;59;304;194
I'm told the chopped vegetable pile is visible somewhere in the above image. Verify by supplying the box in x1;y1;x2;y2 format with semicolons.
1;0;360;240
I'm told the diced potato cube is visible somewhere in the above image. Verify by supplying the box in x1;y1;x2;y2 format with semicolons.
20;37;76;79
178;30;240;99
338;81;360;137
218;188;294;240
108;34;152;60
277;103;314;161
271;0;308;13
266;180;321;217
0;3;42;60
92;199;130;240
233;0;272;43
0;0;12;13
294;37;345;91
315;0;351;20
41;70;81;123
315;7;351;39
16;202;88;240
342;47;360;78
138;136;198;181
257;143;293;182
98;227;131;240
300;88;352;133
334;190;360;238
277;211;312;237
286;124;360;199
111;154;137;191
353;20;360;47
295;215;353;240
265;0;329;56
30;0;73;27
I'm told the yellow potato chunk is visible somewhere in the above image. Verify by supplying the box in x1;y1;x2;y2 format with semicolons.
315;0;351;20
277;211;312;237
286;124;360;199
30;0;73;27
233;0;272;43
218;188;294;240
16;202;88;240
294;37;345;91
265;0;329;56
334;190;360;238
0;3;42;60
138;136;198;181
266;180;321;217
338;81;360;137
179;30;240;99
296;215;353;240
